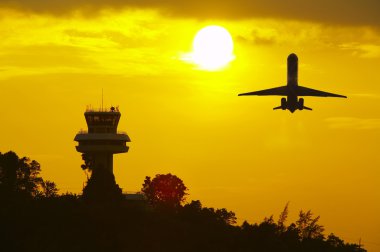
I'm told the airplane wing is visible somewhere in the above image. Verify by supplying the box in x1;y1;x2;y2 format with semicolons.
296;86;347;98
238;86;288;96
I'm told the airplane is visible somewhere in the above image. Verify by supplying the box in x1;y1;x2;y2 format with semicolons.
238;53;347;113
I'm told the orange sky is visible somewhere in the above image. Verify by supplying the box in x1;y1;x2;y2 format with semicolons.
0;1;379;250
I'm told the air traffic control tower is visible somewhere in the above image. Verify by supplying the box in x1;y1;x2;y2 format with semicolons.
74;107;130;174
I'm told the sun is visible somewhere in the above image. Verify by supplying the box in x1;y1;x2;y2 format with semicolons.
191;25;235;71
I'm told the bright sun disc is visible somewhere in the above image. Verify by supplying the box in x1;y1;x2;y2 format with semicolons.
192;25;234;70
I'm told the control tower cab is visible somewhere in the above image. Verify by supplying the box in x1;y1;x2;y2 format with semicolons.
74;107;130;174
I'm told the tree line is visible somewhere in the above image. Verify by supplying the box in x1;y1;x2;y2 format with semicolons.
0;151;366;252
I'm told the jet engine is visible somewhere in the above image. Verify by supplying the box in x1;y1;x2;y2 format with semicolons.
298;98;304;110
281;98;287;110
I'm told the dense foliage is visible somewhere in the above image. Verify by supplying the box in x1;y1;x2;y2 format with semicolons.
142;173;188;208
0;151;58;200
0;151;366;252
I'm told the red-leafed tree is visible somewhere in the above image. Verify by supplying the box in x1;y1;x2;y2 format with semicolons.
141;173;188;208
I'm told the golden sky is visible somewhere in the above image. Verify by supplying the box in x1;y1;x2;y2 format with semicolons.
0;1;379;250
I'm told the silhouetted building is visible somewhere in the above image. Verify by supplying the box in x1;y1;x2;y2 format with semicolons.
124;191;145;201
74;106;130;174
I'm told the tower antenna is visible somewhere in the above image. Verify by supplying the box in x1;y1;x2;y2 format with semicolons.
102;88;104;111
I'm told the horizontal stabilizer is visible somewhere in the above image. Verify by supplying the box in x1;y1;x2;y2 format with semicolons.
273;106;282;110
303;106;312;110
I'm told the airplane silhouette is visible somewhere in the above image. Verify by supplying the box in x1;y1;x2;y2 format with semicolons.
238;53;347;113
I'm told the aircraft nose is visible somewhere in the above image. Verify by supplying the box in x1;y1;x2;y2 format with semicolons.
288;53;298;60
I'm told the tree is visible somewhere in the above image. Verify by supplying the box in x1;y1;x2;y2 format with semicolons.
327;233;345;248
16;157;43;197
181;200;237;226
296;210;325;240
41;180;59;198
183;200;202;212
80;153;93;180
277;202;290;233
0;151;18;196
215;208;237;225
0;151;44;198
141;173;188;208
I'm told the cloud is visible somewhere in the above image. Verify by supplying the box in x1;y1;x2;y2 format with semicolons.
339;43;380;58
236;32;278;46
0;0;380;27
325;117;380;130
249;27;278;45
64;29;149;48
0;44;95;68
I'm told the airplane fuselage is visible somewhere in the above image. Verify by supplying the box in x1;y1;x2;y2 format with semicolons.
287;53;298;86
285;53;301;113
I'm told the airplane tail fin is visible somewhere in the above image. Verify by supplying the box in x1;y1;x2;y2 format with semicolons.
273;106;282;110
303;106;312;110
